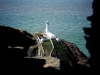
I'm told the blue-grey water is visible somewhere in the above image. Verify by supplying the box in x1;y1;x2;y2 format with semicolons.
0;0;93;58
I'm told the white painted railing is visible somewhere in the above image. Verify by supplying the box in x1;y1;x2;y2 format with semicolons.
49;39;54;57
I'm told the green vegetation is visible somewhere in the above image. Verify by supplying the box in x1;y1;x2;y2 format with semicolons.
52;39;66;51
42;39;68;58
52;39;72;64
42;40;52;56
52;39;67;57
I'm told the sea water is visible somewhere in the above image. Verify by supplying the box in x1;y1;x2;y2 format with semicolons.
0;0;93;58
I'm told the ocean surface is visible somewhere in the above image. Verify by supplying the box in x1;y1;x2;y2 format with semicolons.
0;0;93;58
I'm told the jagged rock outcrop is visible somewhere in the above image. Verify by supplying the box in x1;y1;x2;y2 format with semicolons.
51;39;90;68
0;25;91;73
0;25;37;58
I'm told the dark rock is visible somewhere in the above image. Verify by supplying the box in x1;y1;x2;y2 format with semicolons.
0;25;37;58
51;39;90;68
0;25;91;74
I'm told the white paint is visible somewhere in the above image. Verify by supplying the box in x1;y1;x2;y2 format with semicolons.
46;21;49;32
44;21;57;39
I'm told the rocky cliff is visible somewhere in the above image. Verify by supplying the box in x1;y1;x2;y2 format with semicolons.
0;25;91;74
